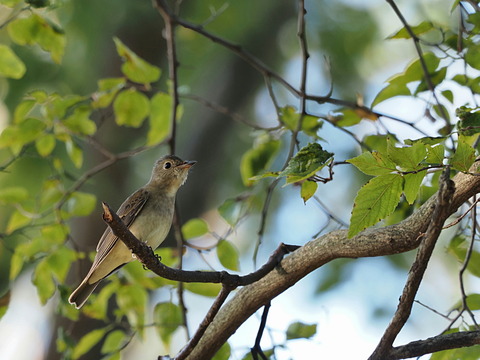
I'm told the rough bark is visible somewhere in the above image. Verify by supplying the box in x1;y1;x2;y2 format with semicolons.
186;164;480;359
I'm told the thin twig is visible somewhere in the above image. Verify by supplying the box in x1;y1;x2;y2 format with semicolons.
251;302;271;360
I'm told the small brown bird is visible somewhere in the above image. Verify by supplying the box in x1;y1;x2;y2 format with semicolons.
69;155;196;309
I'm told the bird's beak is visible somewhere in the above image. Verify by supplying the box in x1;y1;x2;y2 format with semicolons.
178;160;197;169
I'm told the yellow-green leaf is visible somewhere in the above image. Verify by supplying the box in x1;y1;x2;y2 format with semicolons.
0;186;28;203
35;134;56;157
72;328;107;360
347;151;396;176
101;330;126;354
181;218;209;239
0;44;26;79
147;92;173;146
66;192;96;217
113;89;150;127
450;139;475;172
184;282;222;297
32;258;56;304
113;37;161;85
301;180;317;203
217;239;239;271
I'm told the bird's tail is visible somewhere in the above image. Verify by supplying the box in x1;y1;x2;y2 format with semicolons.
68;280;100;309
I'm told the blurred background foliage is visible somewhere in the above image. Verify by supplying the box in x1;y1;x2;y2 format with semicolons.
0;0;478;359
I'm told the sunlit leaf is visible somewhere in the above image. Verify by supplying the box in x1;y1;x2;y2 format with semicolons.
32;258;56;304
7;14;65;63
35;134;56;157
92;78;125;108
63;107;97;135
449;139;475;172
147;92;173;146
116;283;147;329
386;139;427;171
301;180;317;203
388;21;434;39
72;328;107;360
66;192;96;217
349;174;403;237
181;218;209;239
65;139;83;168
212;342;231;360
371;82;410;108
0;44;26;79
184;282;222;297
114;37;161;85
217;239;239;271
347;151;395;176
101;330;126;354
113;89;150;127
0;186;29;203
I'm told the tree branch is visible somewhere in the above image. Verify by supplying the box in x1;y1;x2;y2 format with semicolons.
185;163;480;359
368;167;455;360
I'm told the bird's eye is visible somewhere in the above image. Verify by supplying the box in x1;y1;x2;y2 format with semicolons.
163;162;172;169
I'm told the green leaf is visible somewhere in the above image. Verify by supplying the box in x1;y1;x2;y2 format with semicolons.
240;136;281;186
403;171;426;205
331;108;362;127
7;14;65;63
349;174;403;237
66;192;96;217
431;344;480;360
212;342;231;360
280;106;323;135
92;78;125;108
280;143;333;184
301;180;317;203
0;45;26;79
388;21;434;39
153;302;183;345
218;198;242;227
0;0;23;6
6;210;31;234
182;218;209;239
113;37;161;85
147;92;173;146
35;134;56;157
217;239;239;271
101;330;126;354
286;321;317;340
72;328;107;360
449;139;475;172
451;294;480;311
63;107;97;135
371;82;410;108
33;258;56;304
184;282;222;297
47;247;77;283
347;151;396;176
456;106;480;136
113;89;150;127
448;237;480;278
466;43;480;70
0;186;29;203
426;144;445;164
65;139;83;168
387;139;427;171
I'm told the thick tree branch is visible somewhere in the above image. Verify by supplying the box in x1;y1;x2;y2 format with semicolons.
185;163;480;359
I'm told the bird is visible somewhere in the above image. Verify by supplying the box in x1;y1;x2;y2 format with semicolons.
68;155;196;309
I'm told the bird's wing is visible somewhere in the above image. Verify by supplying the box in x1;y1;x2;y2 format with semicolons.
93;188;150;264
